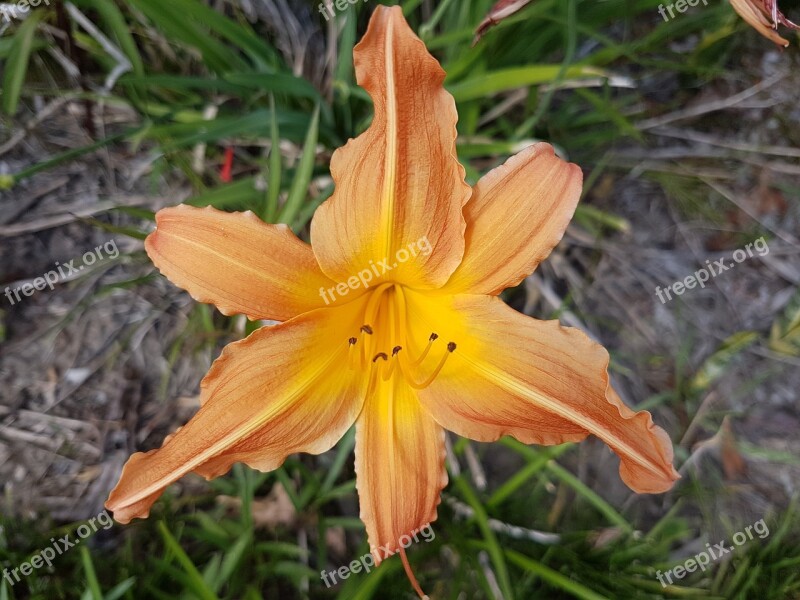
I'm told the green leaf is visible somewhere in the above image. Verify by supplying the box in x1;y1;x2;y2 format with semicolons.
185;176;262;210
454;476;515;600
448;65;609;102
213;532;251;592
277;104;320;227
265;95;282;221
689;331;758;393
505;549;611;600
223;73;321;101
71;0;144;75
2;12;43;115
80;547;103;600
158;521;220;600
127;0;247;73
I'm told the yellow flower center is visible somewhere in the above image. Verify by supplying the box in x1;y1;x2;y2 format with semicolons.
347;282;456;392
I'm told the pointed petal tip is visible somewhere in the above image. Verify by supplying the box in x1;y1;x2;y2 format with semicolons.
605;388;680;494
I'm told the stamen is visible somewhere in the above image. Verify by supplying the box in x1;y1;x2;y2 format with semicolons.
347;337;358;370
360;282;393;366
412;332;439;367
382;346;403;381
372;352;388;363
403;341;456;390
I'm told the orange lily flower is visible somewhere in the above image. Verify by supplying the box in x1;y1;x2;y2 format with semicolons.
106;5;678;595
729;0;799;46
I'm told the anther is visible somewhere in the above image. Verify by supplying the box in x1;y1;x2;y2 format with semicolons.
447;342;457;352
392;346;402;356
372;352;388;363
348;337;358;345
360;325;373;335
429;333;439;341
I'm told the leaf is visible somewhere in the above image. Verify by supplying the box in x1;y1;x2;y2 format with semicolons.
71;0;144;75
689;331;758;393
277;104;320;227
769;286;800;356
223;73;321;101
80;547;103;600
448;65;607;102
158;521;220;600
2;12;43;115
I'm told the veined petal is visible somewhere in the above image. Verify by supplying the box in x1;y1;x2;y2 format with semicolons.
730;0;791;46
355;374;446;590
443;143;583;295
106;298;369;524
146;205;336;321
406;292;679;494
310;6;470;290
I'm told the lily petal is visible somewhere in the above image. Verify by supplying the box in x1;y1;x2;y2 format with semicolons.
730;0;791;46
355;375;446;569
311;6;470;290
106;299;368;524
407;292;679;494
443;143;583;295
146;205;336;321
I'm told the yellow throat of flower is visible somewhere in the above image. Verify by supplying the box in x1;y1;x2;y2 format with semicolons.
348;283;456;393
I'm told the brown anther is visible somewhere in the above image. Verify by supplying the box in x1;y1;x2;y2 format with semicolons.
447;342;457;352
360;325;373;335
372;352;388;363
348;337;358;346
392;346;402;356
429;333;439;341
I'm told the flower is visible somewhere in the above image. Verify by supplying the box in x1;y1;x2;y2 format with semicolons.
730;0;799;47
106;5;679;595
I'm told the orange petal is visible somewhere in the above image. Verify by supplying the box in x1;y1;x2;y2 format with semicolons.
355;375;445;594
310;6;470;291
106;299;368;524
730;0;791;46
407;292;679;494
146;205;336;321
442;143;583;295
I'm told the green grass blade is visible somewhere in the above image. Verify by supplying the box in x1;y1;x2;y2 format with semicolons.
448;65;607;102
265;95;283;221
2;12;43;115
546;462;633;533
454;476;515;600
80;547;104;600
505;549;611;600
158;521;220;600
277;104;320;226
213;531;252;592
223;73;321;101
71;0;144;75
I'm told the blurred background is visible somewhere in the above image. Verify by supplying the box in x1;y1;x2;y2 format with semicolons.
1;0;799;598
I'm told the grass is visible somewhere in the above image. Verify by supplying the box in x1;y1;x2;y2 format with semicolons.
1;0;799;598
